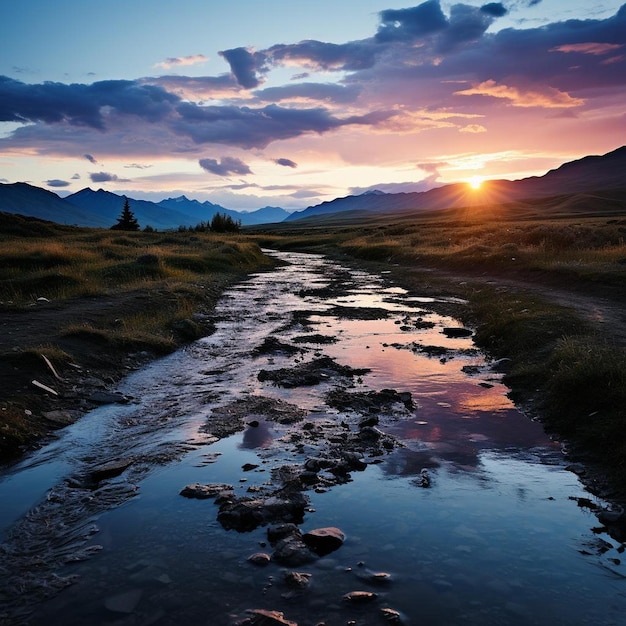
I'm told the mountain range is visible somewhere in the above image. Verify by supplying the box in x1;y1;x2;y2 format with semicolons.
285;145;626;221
0;185;291;230
1;145;625;229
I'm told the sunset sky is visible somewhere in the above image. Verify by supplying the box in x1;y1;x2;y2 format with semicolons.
1;0;624;211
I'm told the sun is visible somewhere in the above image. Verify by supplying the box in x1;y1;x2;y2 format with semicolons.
467;175;483;190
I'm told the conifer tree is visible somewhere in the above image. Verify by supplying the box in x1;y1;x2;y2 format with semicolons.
111;198;140;231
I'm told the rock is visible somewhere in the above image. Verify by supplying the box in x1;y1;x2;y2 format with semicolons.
267;523;300;543
42;410;77;425
217;492;307;532
284;571;311;589
179;483;234;499
271;529;317;566
240;609;298;626
418;468;431;488
89;390;129;405
442;327;473;338
303;527;345;556
242;463;259;472
597;506;625;524
89;458;134;483
356;570;393;585
342;590;378;603
247;552;271;566
252;336;302;356
380;607;403;623
359;415;379;428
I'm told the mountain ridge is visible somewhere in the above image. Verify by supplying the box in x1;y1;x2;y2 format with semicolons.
285;145;626;222
1;146;624;228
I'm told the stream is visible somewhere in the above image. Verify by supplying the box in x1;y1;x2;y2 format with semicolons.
1;250;626;625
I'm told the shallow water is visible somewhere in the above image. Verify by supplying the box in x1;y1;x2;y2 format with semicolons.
1;250;625;625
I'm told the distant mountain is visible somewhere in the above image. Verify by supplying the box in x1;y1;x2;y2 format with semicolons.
286;145;626;222
0;182;110;227
156;196;290;225
66;188;196;230
242;206;291;225
0;185;292;229
157;195;230;224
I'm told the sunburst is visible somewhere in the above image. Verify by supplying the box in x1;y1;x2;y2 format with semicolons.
467;175;483;190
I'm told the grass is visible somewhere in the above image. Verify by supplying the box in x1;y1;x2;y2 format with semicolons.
0;224;271;304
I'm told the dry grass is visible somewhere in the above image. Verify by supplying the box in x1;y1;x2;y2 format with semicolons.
0;226;271;304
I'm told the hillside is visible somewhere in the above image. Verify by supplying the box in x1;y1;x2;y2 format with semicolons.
286;145;626;222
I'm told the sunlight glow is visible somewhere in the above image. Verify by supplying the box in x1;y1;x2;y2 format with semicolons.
468;175;483;190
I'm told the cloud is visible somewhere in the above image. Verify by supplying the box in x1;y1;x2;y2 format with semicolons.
0;1;624;172
480;3;507;18
90;171;129;183
460;123;487;133
375;1;448;42
254;82;361;105
199;156;253;176
219;47;267;89
274;158;298;168
551;42;624;56
0;77;179;129
455;79;584;108
266;39;379;72
71;173;80;179
45;179;70;187
174;102;392;149
143;74;240;100
154;54;208;70
124;163;152;169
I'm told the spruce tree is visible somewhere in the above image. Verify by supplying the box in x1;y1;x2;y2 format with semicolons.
111;198;140;231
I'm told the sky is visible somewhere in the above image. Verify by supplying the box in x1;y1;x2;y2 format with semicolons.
0;0;625;211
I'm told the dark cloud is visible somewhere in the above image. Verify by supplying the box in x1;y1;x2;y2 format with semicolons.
437;4;497;51
219;47;267;89
376;1;448;42
143;74;238;95
174;102;392;149
266;40;379;72
45;179;70;187
254;82;361;104
90;172;125;183
199;156;253;176
84;153;97;164
274;158;298;168
0;77;179;129
480;3;508;18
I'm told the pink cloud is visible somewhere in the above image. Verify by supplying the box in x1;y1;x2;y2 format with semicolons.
454;80;584;109
550;43;624;56
154;54;208;70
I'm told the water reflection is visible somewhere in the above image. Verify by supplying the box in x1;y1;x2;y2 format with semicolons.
1;249;623;626
240;420;273;449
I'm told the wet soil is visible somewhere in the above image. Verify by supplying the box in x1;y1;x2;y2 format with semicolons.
0;279;234;461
